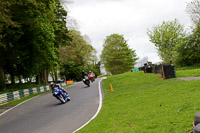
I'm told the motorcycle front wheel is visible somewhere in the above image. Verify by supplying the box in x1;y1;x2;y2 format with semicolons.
59;95;66;103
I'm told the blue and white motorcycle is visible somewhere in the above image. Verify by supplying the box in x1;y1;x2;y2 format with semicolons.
52;87;70;103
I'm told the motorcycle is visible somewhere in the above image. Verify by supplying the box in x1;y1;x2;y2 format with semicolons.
88;74;95;82
83;75;90;87
52;87;70;103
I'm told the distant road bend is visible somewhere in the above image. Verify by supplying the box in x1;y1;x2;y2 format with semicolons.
0;78;102;133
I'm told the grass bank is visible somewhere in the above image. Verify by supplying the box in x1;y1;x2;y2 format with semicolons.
78;71;200;133
176;64;200;78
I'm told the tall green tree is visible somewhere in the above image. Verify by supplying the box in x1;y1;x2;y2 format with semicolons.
2;0;57;85
59;30;98;80
0;1;14;90
0;0;70;90
101;34;138;75
47;0;71;83
176;24;200;66
147;19;185;63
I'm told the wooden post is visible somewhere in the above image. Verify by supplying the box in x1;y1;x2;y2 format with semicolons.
162;65;165;79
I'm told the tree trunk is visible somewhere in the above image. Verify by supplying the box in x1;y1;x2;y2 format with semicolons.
10;74;15;85
0;65;5;91
0;47;6;91
46;70;49;84
41;69;48;84
54;69;58;83
36;75;41;85
18;75;22;84
28;77;32;83
40;72;43;84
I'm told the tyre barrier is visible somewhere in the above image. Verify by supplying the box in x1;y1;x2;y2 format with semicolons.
0;85;50;105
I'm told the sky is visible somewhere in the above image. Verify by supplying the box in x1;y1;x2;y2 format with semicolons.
62;0;192;64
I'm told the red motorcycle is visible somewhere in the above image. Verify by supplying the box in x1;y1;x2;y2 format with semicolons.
88;74;95;82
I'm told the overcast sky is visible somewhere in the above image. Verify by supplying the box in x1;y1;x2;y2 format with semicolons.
63;0;192;63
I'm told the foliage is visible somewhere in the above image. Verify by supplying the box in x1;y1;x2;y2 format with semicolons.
101;34;138;75
176;63;200;70
59;30;99;81
147;19;185;63
0;0;70;90
78;71;200;133
176;24;200;66
186;0;200;26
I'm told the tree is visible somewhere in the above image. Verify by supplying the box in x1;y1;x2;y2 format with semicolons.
0;0;21;89
147;19;185;63
59;30;98;80
47;0;71;83
187;0;200;26
0;0;71;90
176;24;200;66
1;0;57;85
101;34;138;75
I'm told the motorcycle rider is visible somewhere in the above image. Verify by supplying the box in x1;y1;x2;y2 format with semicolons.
50;82;68;94
81;70;88;79
88;71;95;81
81;70;90;87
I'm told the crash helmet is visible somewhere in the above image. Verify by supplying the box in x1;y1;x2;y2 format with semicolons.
50;82;54;88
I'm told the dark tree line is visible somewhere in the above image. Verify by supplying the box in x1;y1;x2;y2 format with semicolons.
0;0;100;91
0;0;71;91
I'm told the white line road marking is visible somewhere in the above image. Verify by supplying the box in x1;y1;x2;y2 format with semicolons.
73;78;103;133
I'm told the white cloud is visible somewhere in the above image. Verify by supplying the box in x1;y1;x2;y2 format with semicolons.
65;0;192;63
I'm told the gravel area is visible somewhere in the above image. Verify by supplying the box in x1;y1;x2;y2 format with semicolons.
178;77;200;81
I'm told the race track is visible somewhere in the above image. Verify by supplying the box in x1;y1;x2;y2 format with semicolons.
0;78;102;133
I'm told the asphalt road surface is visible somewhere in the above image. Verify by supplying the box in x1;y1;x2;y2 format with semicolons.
0;78;102;133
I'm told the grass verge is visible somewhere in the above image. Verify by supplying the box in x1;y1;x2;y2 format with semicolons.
78;71;200;133
176;68;200;78
176;63;200;78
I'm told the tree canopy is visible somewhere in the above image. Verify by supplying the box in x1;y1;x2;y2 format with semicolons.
176;24;200;66
0;0;71;90
59;30;99;80
147;19;185;63
101;34;138;75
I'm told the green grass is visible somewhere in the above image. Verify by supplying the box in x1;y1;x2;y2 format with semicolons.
176;69;200;78
176;63;200;78
97;74;111;78
78;71;200;133
175;64;200;78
